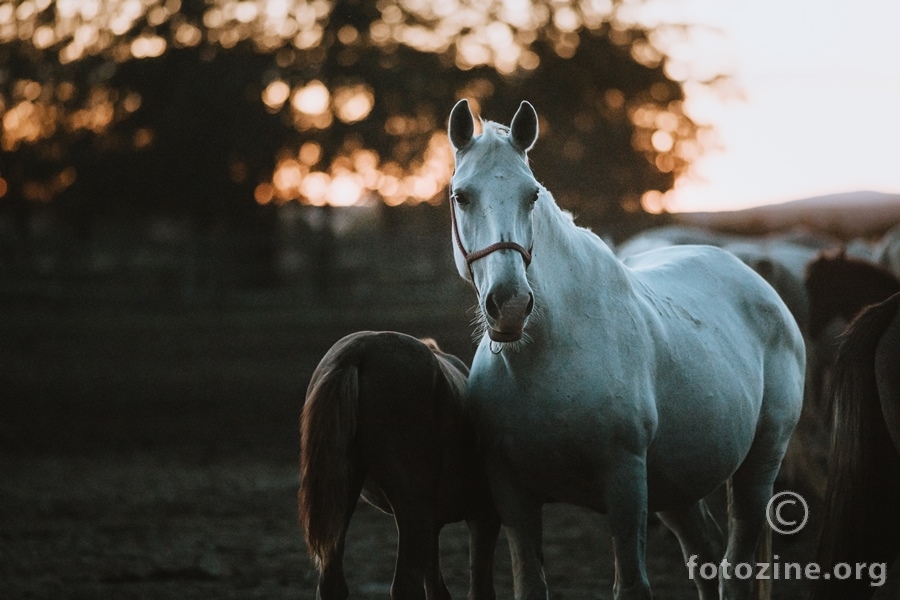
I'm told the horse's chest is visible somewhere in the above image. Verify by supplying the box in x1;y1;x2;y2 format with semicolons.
471;352;649;426
469;370;649;503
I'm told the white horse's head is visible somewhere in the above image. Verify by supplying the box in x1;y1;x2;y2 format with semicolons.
447;99;540;343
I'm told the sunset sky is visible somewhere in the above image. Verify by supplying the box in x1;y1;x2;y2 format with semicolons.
637;0;900;213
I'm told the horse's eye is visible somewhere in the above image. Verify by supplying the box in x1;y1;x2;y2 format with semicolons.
452;191;470;206
530;190;540;204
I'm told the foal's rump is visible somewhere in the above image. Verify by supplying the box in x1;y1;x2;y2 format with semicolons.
350;333;473;518
299;331;473;566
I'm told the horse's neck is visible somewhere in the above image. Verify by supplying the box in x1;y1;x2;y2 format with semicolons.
529;198;630;333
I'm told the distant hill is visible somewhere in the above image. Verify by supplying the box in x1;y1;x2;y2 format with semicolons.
676;191;900;239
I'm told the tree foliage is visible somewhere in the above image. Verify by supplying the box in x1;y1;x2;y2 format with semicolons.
0;0;714;231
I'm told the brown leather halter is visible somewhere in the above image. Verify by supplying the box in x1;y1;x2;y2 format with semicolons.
449;195;533;297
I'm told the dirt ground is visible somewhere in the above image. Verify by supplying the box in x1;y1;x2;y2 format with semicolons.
0;294;823;599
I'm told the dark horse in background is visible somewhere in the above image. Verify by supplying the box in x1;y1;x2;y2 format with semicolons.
810;291;900;599
299;331;499;600
805;251;900;341
804;251;900;410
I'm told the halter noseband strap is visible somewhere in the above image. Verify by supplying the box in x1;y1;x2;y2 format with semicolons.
449;196;533;296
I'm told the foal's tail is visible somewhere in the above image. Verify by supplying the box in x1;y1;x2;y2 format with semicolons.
299;363;359;570
811;293;900;600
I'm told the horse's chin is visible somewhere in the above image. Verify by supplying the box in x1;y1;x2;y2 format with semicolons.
487;328;523;343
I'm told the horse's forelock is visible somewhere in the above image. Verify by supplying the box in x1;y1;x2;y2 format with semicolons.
482;120;510;137
457;120;527;170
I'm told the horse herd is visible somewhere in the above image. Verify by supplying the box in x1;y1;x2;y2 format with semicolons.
298;101;900;600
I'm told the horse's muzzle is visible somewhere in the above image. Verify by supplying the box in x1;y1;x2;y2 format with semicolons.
485;288;534;343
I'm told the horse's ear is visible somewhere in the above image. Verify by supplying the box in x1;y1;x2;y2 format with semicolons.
448;99;475;151
509;100;539;153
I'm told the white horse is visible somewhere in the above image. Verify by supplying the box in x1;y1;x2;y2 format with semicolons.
875;222;900;277
446;99;805;600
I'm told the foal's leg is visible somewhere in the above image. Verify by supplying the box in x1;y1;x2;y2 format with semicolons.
373;456;441;600
391;503;436;600
425;525;451;600
657;500;724;600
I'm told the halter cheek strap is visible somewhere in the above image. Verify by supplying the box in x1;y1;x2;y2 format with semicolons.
449;196;533;296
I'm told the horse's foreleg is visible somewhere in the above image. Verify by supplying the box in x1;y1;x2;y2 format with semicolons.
503;503;546;600
657;500;724;600
466;512;501;600
605;452;652;600
487;459;547;600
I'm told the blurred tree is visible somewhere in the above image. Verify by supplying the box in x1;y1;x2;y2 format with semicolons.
0;0;718;236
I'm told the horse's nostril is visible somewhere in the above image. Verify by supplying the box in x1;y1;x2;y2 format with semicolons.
486;292;501;320
486;289;533;322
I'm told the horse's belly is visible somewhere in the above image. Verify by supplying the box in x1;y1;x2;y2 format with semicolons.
645;385;761;508
471;385;646;511
486;422;751;512
645;428;751;509
471;373;759;512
